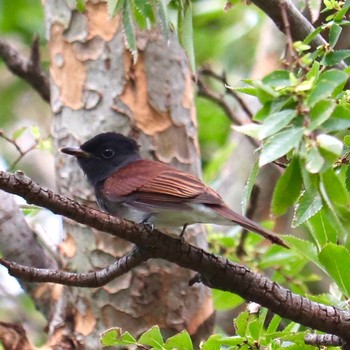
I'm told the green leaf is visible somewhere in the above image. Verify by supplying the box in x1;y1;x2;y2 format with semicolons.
12;126;26;140
232;123;261;138
213;290;244;311
201;334;244;350
308;0;322;22
307;70;348;107
329;23;342;47
164;330;193;350
322;118;350;132
303;26;322;45
259;128;303;166
319;243;350;297
308;99;336;131
100;328;136;346
234;311;249;337
241;160;259;215
346;165;350;191
261;70;291;88
317;134;343;158
321;169;349;207
293;189;323;227
107;0;123;17
283;236;321;269
178;2;195;72
272;157;302;216
138;325;164;348
322;50;350;66
258;109;297;140
308;207;338;246
266;314;282;334
155;0;169;41
134;0;154;21
249;308;267;340
122;0;137;63
305;146;324;174
29;125;41;139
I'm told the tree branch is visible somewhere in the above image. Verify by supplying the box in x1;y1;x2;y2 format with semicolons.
0;170;350;342
0;246;149;287
0;37;50;102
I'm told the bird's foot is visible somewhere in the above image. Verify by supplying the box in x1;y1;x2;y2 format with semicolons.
178;223;188;242
141;218;154;233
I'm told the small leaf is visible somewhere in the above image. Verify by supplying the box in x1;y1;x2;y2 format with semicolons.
155;0;169;41
321;169;349;207
234;311;249;337
107;0;123;17
308;0;322;22
100;328;136;346
12;126;27;140
122;0;138;63
307;70;348;107
213;290;244;311
249;308;267;340
138;325;164;348
164;330;193;350
266;314;282;334
308;99;336;131
308;208;338;246
261;70;291;88
319;243;350;297
29;125;41;139
272;157;302;216
305;146;324;174
322;50;350;66
323;118;350;132
317;134;343;157
258;109;297;140
241;160;259;215
329;23;342;47
259;128;303;166
233;123;261;138
178;2;195;72
283;236;321;269
293;190;323;227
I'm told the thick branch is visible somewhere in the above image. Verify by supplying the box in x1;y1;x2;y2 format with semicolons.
0;170;350;341
0;37;50;102
0;246;149;287
252;0;350;73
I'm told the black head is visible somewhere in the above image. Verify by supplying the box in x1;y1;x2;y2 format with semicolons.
60;132;141;186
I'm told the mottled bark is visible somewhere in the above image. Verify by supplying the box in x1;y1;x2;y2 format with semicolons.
44;0;212;348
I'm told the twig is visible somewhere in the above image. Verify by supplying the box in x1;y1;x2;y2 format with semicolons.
0;246;149;287
0;170;350;343
304;333;342;347
0;129;49;170
0;37;50;102
279;0;298;66
199;67;254;120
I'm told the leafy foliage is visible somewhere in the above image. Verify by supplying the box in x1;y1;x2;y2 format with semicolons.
231;0;350;320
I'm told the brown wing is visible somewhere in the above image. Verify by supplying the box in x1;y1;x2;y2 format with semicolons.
103;159;223;204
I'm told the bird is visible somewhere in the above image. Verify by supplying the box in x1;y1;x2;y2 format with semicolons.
60;132;287;248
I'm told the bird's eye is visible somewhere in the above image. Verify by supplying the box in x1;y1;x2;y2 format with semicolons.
101;148;115;159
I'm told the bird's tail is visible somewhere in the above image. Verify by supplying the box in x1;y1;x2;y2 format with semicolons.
212;205;288;248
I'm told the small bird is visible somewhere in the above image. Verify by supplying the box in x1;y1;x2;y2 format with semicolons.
60;132;287;247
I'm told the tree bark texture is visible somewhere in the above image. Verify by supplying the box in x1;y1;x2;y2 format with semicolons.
44;0;213;347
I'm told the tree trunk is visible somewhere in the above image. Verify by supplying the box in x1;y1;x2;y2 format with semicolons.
42;1;213;347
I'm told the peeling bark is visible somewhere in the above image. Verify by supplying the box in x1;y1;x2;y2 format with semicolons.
43;0;212;347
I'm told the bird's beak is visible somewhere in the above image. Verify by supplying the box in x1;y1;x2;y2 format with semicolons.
60;146;92;158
